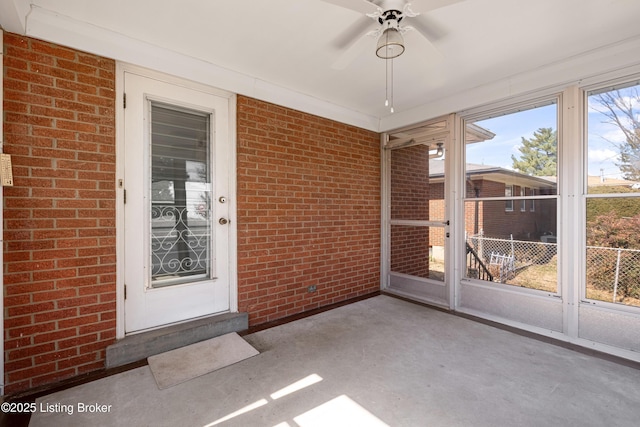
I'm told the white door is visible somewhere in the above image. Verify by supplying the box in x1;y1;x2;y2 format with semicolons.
383;116;453;308
123;72;232;333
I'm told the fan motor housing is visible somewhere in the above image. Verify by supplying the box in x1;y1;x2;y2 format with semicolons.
379;9;403;24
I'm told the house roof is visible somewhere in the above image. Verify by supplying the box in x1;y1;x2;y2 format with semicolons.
429;160;557;189
2;1;640;132
543;175;640;188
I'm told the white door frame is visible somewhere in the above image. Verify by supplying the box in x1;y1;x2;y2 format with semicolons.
380;114;455;310
115;63;237;338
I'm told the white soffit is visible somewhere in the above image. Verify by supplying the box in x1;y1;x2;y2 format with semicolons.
3;0;640;133
0;0;28;34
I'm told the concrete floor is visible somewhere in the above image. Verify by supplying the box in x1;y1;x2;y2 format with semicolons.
29;295;640;426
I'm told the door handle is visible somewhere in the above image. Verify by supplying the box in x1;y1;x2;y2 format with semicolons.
219;218;229;225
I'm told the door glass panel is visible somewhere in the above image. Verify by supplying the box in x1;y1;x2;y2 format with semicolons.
428;156;446;282
391;144;430;221
391;224;430;278
150;102;212;287
390;142;445;282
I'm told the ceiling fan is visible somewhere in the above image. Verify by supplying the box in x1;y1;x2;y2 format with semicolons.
324;0;463;69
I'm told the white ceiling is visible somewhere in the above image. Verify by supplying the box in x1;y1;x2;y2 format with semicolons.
2;0;640;132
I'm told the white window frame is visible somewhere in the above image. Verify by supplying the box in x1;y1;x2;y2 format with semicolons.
505;185;514;212
581;76;640;310
530;188;536;211
454;68;640;364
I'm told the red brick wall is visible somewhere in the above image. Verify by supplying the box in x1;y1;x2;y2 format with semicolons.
389;145;430;277
1;35;381;394
3;34;116;393
465;179;557;239
236;97;380;325
434;179;558;244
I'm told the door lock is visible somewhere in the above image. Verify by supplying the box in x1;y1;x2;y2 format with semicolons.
219;218;229;225
218;196;227;203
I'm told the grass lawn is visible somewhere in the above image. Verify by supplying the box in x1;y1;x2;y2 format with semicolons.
508;255;640;307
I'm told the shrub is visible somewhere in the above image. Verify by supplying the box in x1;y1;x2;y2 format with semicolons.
586;212;640;300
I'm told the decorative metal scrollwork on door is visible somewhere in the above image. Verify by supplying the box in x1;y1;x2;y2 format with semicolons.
151;205;210;283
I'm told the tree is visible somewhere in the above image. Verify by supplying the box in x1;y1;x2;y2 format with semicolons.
592;88;640;181
511;127;557;176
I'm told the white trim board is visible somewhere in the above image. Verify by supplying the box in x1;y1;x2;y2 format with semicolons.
17;4;640;135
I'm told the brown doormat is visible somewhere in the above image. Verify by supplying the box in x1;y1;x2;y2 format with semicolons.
147;332;259;389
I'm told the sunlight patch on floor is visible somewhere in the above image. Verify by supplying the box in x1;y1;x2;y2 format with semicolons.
270;374;323;400
203;374;324;426
203;399;268;426
294;395;389;427
201;373;386;427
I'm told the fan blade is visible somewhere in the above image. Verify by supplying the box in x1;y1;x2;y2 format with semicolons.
332;34;372;70
320;0;377;14
410;32;445;61
332;16;375;49
409;15;447;42
409;0;464;13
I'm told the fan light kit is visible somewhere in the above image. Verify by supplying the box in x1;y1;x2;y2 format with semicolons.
364;2;423;113
326;0;461;114
375;10;405;59
371;6;417;113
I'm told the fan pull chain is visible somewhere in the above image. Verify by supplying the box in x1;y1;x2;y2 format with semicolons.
385;57;389;108
390;57;394;113
385;58;395;113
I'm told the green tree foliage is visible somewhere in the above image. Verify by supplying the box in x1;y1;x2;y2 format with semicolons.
511;127;557;176
592;88;640;181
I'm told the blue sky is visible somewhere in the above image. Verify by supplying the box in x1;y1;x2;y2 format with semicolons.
467;104;557;172
586;87;639;180
465;87;639;180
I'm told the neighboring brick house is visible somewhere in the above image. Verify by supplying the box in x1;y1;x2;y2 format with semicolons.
429;160;557;253
2;33;381;394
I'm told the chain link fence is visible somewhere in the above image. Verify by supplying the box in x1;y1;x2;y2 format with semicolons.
467;233;557;282
586;246;640;303
467;233;640;304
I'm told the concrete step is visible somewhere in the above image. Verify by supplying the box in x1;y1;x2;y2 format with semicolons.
106;312;248;368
